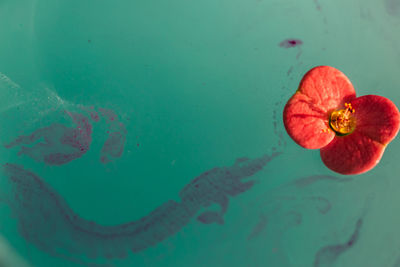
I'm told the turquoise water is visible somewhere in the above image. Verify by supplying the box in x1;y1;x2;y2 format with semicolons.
1;0;400;266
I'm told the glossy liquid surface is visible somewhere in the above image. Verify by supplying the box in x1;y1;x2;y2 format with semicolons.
0;0;400;266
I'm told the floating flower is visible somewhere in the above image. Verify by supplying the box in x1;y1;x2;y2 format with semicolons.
283;66;400;175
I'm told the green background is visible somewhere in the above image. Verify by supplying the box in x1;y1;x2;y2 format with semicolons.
1;0;400;266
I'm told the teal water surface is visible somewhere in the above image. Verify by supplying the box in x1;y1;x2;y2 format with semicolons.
1;0;400;266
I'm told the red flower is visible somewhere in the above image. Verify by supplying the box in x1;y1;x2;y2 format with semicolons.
283;66;400;175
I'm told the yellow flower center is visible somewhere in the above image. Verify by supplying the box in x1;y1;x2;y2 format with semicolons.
329;103;356;136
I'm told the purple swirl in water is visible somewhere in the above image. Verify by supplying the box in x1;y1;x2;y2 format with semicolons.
4;111;92;165
1;152;280;264
279;39;303;48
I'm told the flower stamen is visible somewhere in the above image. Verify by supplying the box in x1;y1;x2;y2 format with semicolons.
329;102;356;136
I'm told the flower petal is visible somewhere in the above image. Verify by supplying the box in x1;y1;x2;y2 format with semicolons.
351;95;400;145
283;92;335;149
283;66;356;149
298;66;356;112
320;131;385;175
